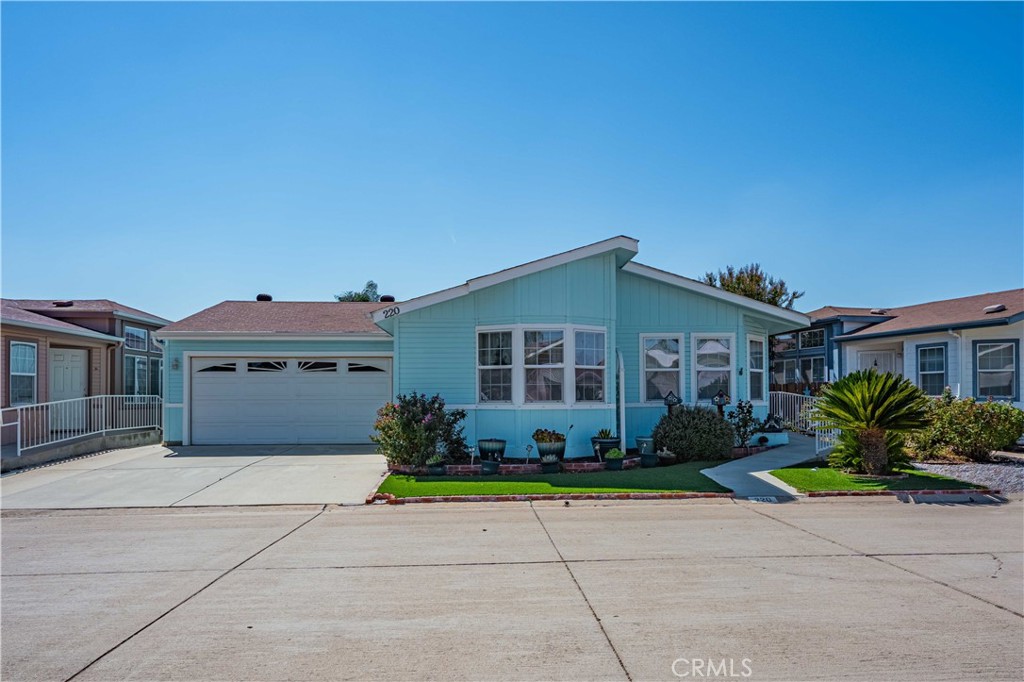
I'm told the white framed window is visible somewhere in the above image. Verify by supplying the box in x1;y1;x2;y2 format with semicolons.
773;333;797;354
124;326;148;351
148;334;161;353
478;331;513;403
748;335;766;402
799;329;824;349
693;334;734;402
524;329;565;403
916;345;946;396
124;354;149;396
574;330;605;402
771;358;797;385
475;325;607;406
9;341;37;405
641;335;682;403
975;340;1018;400
800;356;825;383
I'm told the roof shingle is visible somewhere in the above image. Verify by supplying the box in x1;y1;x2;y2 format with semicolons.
837;289;1023;338
158;301;389;335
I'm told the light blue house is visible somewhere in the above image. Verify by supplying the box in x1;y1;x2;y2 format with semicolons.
157;237;808;456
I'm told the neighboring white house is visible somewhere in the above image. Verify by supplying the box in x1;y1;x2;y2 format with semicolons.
775;289;1023;408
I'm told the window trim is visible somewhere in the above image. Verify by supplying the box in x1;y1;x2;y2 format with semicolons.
477;329;514;404
747;334;767;404
799;356;826;384
9;341;38;406
124;325;149;351
124;353;149;396
475;324;608;407
573;329;606;403
799;328;825;350
523;329;566;404
691;333;736;404
639;333;685;404
973;339;1019;401
915;342;948;397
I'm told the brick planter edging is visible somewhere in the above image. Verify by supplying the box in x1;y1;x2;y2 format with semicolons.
805;488;1001;498
387;458;642;477
368;491;734;505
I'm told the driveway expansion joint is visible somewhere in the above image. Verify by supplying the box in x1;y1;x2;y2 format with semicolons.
62;505;327;682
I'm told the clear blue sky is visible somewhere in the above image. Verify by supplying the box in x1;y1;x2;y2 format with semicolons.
3;2;1021;321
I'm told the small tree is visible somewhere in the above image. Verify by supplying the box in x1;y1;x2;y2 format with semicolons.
726;400;763;451
335;281;379;302
701;264;804;309
812;370;930;475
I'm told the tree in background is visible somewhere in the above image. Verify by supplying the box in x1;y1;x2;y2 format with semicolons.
335;281;379;302
701;264;804;309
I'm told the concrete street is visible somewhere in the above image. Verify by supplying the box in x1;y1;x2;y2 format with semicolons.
3;497;1022;681
0;445;387;508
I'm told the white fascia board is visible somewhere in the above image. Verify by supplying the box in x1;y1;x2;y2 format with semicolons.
1;317;123;343
154;332;392;342
622;262;811;327
371;236;640;323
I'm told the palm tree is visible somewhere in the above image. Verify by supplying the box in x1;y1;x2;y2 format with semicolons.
812;370;930;475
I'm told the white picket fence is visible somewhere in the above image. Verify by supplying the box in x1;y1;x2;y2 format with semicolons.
1;395;162;458
769;391;837;455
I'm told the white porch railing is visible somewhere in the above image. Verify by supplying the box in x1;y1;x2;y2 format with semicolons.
769;391;836;455
1;395;162;458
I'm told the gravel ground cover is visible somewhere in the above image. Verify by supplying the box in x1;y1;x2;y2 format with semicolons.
913;458;1024;493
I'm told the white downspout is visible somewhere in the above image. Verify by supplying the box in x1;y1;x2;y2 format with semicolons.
947;329;962;397
617;350;626;452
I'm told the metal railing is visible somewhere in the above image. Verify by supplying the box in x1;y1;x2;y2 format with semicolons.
769;391;836;455
1;395;162;458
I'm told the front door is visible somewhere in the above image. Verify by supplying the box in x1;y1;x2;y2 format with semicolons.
49;349;88;431
858;351;896;374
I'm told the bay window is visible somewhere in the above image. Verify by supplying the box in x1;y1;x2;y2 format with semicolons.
574;331;605;402
694;335;733;401
524;330;564;403
642;336;681;402
477;331;513;403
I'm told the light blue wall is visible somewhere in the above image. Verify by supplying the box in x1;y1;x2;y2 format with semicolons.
161;337;394;443
393;253;618;458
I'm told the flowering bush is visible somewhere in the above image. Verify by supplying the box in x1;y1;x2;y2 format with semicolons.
371;393;468;466
909;388;1024;461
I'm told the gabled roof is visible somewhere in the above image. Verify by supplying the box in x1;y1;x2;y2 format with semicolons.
157;301;390;338
12;299;170;326
621;262;811;327
805;305;881;320
1;300;123;342
835;289;1024;341
370;236;640;325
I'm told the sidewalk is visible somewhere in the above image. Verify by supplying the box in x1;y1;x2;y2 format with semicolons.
703;434;821;498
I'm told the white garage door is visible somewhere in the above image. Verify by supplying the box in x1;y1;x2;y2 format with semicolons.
190;357;391;445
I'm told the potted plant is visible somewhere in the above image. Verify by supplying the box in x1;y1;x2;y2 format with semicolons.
604;448;625;471
477;438;505;475
591;428;620;460
539;453;561;474
425;453;447;476
533;428;567;461
657;448;677;466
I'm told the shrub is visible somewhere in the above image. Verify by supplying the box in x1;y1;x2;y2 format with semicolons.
828;430;909;472
812;370;930;475
652;406;736;461
909;389;1024;461
604;448;625;460
371;393;468;466
726;400;763;448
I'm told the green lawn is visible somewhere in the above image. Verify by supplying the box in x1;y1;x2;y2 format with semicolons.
377;461;730;498
770;462;981;492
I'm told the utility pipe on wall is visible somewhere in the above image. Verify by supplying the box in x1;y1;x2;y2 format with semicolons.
617;350;626;453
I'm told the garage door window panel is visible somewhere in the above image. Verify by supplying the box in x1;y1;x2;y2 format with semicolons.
248;361;287;372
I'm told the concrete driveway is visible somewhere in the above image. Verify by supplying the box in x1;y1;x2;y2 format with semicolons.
0;444;387;508
1;497;1021;681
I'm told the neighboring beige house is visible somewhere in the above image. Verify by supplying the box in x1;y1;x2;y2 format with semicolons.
1;299;171;409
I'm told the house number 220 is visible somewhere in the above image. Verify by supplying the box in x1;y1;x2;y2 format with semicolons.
381;307;401;319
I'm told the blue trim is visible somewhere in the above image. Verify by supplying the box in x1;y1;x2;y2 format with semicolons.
836;318;1012;342
972;338;1020;401
914;341;948;396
